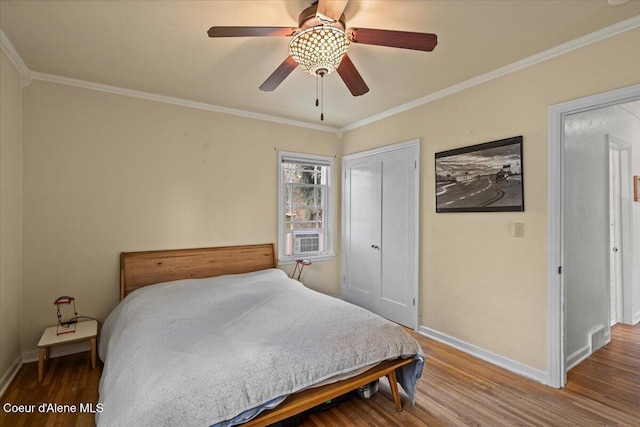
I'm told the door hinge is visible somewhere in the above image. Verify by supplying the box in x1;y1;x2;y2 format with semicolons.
413;298;416;306
558;266;562;274
414;160;417;169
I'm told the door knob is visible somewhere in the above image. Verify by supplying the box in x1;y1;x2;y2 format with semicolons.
612;247;618;252
371;244;380;250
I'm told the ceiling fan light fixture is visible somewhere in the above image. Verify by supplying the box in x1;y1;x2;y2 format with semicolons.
289;26;350;76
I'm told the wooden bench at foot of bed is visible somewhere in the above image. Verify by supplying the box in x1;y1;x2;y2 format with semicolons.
243;358;414;427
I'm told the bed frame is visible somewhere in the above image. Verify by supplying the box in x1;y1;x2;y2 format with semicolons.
119;243;414;426
120;243;277;300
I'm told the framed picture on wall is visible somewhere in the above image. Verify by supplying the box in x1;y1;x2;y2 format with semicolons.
435;136;524;212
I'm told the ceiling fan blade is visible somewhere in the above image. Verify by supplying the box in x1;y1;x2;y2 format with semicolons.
336;54;369;96
259;56;298;92
207;26;298;38
316;0;349;22
349;28;437;52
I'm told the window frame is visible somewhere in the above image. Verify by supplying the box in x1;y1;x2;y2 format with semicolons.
278;151;335;264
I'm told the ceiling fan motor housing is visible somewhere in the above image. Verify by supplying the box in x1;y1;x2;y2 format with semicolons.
298;3;346;30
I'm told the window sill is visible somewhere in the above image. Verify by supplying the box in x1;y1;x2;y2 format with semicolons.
278;253;336;265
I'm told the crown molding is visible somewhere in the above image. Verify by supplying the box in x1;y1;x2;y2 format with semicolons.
0;26;335;132
0;27;33;86
3;14;639;136
29;72;338;134
339;14;640;134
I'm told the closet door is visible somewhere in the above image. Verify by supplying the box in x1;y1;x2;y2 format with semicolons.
377;147;417;327
342;141;418;328
342;155;381;313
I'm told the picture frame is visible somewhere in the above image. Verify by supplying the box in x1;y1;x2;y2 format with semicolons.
634;175;639;202
435;136;524;213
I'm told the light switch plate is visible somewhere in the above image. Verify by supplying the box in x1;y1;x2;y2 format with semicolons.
514;222;525;238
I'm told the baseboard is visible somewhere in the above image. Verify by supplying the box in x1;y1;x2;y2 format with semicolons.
418;325;548;385
22;341;91;364
565;344;591;371
0;354;23;399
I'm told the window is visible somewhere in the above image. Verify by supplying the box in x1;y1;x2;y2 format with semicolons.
278;152;334;262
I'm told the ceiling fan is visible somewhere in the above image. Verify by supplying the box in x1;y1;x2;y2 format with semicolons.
207;0;437;98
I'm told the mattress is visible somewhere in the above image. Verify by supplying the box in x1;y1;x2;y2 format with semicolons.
97;268;423;426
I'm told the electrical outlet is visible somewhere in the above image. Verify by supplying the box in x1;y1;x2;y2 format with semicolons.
514;222;525;238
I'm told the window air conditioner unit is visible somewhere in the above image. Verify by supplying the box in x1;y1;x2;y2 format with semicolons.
293;232;320;254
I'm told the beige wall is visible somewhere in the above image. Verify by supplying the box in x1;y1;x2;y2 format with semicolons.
12;25;640;378
0;51;23;379
20;81;340;352
341;29;640;371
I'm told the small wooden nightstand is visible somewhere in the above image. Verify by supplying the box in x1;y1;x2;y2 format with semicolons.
37;320;98;382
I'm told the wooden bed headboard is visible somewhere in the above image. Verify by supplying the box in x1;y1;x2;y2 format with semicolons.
120;243;277;300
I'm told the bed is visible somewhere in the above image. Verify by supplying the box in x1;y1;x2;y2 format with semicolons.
97;243;424;427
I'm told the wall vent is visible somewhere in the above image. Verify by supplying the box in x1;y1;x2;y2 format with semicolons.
589;325;610;352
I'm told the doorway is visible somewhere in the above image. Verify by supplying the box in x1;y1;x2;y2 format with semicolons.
608;136;632;327
547;84;640;388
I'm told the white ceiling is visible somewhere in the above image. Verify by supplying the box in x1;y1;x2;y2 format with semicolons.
1;0;639;129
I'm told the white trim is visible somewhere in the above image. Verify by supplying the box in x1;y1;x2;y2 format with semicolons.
547;83;640;388
29;71;338;134
0;27;30;73
547;101;565;388
566;325;611;371
17;75;33;88
634;310;640;325
2;15;638;134
340;15;640;134
565;344;591;371
413;141;421;332
278;253;335;265
277;151;335;263
2;25;332;131
418;325;548;385
0;355;22;398
341;139;421;160
0;28;32;86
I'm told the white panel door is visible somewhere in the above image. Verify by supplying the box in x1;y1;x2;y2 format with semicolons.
608;145;622;326
342;141;418;328
343;156;381;313
378;147;417;327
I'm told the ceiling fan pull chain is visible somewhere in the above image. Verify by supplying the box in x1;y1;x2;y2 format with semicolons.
320;73;324;121
315;75;319;107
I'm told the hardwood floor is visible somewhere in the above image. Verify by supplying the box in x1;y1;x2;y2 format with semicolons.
565;323;640;419
303;324;640;427
1;324;638;426
0;351;102;427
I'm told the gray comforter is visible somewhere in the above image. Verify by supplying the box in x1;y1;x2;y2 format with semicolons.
97;268;423;426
